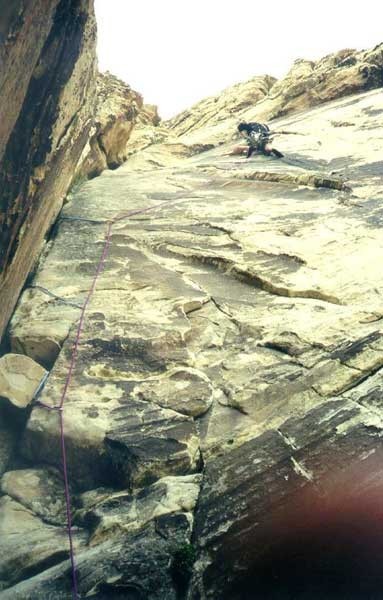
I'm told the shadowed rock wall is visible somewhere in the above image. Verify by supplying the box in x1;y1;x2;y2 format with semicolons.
0;0;98;341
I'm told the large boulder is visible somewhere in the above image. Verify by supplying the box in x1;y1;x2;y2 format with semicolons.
0;354;46;477
0;354;46;409
75;71;145;180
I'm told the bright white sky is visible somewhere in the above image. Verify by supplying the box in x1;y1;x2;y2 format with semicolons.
95;0;382;119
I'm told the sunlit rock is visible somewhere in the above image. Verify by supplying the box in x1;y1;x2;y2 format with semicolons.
0;354;46;409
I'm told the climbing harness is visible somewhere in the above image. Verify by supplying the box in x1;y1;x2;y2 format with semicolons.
35;198;184;600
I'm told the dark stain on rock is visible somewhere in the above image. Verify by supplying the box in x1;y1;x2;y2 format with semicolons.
366;207;383;228
195;401;383;599
363;107;383;117
89;583;145;600
105;436;188;490
329;331;381;363
85;407;99;419
279;400;360;449
0;0;89;273
351;160;383;177
357;387;383;411
0;0;25;43
326;156;355;171
115;382;138;398
89;337;167;374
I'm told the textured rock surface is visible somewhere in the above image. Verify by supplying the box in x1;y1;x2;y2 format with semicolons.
0;354;46;408
167;75;276;136
0;411;18;478
0;495;85;589
167;44;383;147
75;71;145;181
4;83;383;598
0;3;161;345
1;467;67;525
0;354;45;477
0;514;191;599
78;474;201;544
191;400;383;598
1;24;383;596
0;0;98;342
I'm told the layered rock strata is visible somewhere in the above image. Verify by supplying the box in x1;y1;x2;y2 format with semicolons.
1;86;382;598
75;72;146;181
167;74;276;136
167;44;383;146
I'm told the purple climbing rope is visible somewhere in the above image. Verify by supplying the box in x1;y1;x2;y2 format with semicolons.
37;199;181;599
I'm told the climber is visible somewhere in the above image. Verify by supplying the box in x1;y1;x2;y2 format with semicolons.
237;121;284;158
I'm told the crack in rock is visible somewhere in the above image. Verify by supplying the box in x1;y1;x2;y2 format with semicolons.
162;245;342;306
239;170;351;191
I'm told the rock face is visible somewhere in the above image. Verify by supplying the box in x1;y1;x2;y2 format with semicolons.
1;467;68;525
0;3;157;344
0;0;98;343
0;354;46;479
192;401;383;598
1;18;383;597
261;45;383;120
0;354;46;409
2;79;383;598
0;495;85;589
75;72;146;181
0;514;192;599
167;44;383;146
167;75;276;136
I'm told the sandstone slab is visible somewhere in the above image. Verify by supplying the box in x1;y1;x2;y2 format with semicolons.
79;474;201;545
4;76;383;599
0;496;85;588
0;512;192;600
191;399;383;598
0;353;46;409
1;467;67;526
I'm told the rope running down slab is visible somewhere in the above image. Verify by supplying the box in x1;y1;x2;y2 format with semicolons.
36;199;181;599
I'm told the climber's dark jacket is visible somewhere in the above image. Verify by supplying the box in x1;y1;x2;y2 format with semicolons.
242;123;271;158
